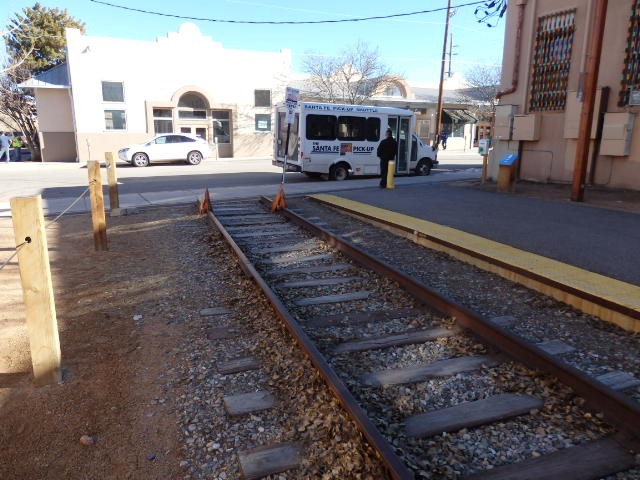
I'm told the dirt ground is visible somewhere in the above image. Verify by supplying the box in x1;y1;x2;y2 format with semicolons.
0;205;203;479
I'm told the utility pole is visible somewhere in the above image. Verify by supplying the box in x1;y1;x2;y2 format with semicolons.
571;0;608;202
447;33;457;78
434;0;452;148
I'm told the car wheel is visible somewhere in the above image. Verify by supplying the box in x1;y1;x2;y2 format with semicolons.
415;159;432;176
132;152;150;167
187;151;203;165
329;163;349;181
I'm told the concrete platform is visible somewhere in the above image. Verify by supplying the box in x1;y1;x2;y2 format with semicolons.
309;191;640;333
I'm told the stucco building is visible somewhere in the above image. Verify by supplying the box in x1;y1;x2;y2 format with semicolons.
22;23;292;162
490;0;640;190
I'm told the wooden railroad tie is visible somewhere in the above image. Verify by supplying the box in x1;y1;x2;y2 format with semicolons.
405;393;544;439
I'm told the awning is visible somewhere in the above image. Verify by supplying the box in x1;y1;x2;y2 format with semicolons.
442;109;477;123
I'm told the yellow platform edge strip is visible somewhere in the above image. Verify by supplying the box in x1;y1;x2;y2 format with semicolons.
310;194;640;312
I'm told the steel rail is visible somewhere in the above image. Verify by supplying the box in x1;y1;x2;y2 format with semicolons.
309;196;640;323
270;198;640;440
206;208;415;480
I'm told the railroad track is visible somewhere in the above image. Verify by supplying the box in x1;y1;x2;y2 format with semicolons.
205;197;639;479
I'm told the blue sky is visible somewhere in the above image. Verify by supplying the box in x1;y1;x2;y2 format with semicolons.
4;0;506;86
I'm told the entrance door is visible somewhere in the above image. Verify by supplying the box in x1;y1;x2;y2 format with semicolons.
179;125;208;141
387;116;411;174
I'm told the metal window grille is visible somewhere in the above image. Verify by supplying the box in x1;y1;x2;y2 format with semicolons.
619;0;640;106
529;10;576;111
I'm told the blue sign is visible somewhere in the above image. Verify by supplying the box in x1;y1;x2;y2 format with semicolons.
499;153;519;166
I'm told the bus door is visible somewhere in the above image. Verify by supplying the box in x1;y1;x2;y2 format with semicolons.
276;111;299;160
387;116;411;174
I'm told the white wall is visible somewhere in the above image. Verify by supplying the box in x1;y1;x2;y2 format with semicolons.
65;24;291;158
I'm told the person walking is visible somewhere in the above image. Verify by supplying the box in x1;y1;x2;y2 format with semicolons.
0;132;11;163
377;128;397;188
440;131;448;150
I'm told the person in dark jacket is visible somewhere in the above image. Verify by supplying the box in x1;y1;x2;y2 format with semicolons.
377;128;397;188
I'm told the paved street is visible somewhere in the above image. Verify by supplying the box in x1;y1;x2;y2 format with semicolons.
0;150;483;217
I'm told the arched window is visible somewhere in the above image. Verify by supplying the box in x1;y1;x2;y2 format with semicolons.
178;92;208;119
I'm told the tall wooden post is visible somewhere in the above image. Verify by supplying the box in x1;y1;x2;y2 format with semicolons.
571;0;608;202
87;161;108;251
105;152;120;211
10;196;62;385
434;0;452;148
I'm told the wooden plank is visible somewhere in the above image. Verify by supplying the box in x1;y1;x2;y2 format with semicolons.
405;393;543;438
280;276;361;288
536;339;575;355
221;218;286;227
307;307;419;328
251;241;317;254
361;355;502;387
233;230;296;239
597;371;640;390
200;306;231;316
267;263;351;277
260;253;331;265
225;225;296;234
224;391;276;416
217;357;260;375
87;161;108;251
207;326;240;340
334;327;454;354
238;442;301;480
294;291;371;306
464;437;635;480
10;196;62;385
490;315;518;327
216;211;266;217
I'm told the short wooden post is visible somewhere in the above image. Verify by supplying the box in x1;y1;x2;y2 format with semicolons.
87;160;108;251
481;154;488;184
105;152;120;212
10;195;62;385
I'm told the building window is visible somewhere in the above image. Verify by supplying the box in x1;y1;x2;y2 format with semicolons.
255;114;271;131
178;92;208;119
104;110;126;130
211;110;231;143
619;1;640;106
529;10;575;111
255;89;271;107
102;81;124;102
153;108;173;134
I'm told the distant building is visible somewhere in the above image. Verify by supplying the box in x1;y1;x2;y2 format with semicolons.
491;1;640;190
20;23;292;162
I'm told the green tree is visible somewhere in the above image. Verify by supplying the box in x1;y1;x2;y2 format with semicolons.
1;3;84;161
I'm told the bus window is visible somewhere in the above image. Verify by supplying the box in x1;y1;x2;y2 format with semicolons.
366;117;380;141
306;114;336;140
337;116;366;141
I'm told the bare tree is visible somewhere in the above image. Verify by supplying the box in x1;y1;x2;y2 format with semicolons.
457;64;502;120
302;41;397;104
474;0;508;27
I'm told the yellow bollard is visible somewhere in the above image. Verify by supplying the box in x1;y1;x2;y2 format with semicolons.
386;160;395;189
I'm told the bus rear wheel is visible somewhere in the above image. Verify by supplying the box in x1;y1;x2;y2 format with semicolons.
329;163;349;181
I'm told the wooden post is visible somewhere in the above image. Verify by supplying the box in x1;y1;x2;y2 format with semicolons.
481;154;488;184
571;0;608;202
104;152;120;212
87;161;108;251
10;196;62;385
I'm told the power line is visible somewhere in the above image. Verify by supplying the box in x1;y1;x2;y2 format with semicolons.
88;0;487;25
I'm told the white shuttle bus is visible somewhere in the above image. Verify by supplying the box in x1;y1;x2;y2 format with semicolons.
273;102;438;180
